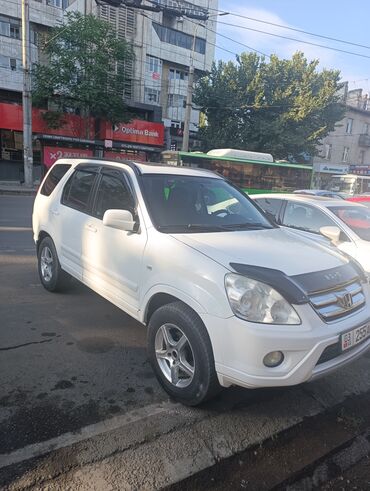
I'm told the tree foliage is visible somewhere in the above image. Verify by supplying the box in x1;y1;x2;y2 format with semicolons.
194;52;345;161
33;12;134;132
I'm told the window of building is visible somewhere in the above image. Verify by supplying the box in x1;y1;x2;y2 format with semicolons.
0;17;10;37
363;122;369;135
342;146;350;162
10;58;17;71
169;68;188;81
359;150;366;165
0;54;8;68
144;87;160;104
346;118;354;134
0;16;20;39
324;143;332;160
146;55;161;74
10;22;20;39
167;93;186;108
47;0;63;7
153;22;206;55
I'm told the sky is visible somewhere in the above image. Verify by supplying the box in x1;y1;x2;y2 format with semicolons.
215;0;370;93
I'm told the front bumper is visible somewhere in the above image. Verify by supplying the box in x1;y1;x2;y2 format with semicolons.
200;303;370;389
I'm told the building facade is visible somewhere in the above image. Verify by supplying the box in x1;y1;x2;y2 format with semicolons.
67;0;218;150
0;0;218;180
313;86;370;185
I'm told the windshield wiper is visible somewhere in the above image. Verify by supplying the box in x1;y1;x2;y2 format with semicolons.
185;224;231;232
222;222;272;230
157;224;229;232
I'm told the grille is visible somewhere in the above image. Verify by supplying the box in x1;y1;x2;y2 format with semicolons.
309;279;365;322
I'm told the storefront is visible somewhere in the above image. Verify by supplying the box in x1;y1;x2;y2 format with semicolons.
0;102;165;181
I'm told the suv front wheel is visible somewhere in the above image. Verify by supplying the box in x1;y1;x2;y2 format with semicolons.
147;301;220;406
37;236;70;292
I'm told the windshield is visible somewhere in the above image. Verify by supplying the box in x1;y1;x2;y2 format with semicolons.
329;205;370;241
141;174;274;233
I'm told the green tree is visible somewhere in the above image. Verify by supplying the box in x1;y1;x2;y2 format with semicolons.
194;52;345;162
33;12;134;137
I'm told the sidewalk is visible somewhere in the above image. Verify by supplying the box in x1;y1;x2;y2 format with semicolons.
0;181;38;196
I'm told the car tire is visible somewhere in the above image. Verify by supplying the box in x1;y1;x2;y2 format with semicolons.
37;236;70;292
147;301;221;406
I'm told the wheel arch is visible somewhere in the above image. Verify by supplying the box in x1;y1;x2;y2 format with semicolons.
36;230;52;253
142;287;206;326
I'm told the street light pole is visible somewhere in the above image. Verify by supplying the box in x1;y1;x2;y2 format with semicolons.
181;12;228;153
21;0;33;187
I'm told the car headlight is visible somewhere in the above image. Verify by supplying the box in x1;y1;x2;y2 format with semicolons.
225;273;301;325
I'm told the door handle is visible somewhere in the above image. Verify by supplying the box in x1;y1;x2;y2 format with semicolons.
85;224;97;233
51;209;59;216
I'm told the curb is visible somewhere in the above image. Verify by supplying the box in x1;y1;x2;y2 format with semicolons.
1;355;370;490
0;190;36;196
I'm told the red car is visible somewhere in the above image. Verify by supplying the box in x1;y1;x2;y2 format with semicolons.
347;195;370;209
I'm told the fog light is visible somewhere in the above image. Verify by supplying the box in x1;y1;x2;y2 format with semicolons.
263;351;284;368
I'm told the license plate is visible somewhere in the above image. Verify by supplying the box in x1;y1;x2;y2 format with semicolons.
341;324;370;351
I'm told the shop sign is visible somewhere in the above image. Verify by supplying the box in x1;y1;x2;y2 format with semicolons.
106;120;164;146
349;165;370;176
313;163;349;174
44;146;93;168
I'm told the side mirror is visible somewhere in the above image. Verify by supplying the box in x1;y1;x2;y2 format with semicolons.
320;226;341;244
103;209;137;232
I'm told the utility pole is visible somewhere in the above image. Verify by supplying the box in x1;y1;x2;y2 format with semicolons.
182;12;228;152
181;37;196;153
21;0;33;187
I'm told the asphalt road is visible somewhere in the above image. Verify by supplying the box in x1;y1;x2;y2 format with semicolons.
1;195;370;491
0;195;166;454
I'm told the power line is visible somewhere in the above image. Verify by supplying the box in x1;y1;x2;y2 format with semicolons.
206;5;370;52
216;20;370;60
186;17;270;59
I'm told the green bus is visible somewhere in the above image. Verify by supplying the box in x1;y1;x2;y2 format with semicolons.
161;149;312;194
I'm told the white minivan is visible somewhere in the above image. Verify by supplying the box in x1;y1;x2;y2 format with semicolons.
32;159;370;405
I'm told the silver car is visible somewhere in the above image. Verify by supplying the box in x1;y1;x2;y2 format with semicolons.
252;194;370;274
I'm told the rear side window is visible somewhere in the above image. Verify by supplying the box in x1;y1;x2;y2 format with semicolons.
62;170;96;213
40;164;71;197
255;198;283;223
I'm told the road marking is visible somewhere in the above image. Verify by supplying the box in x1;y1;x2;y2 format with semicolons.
0;227;32;232
0;401;178;469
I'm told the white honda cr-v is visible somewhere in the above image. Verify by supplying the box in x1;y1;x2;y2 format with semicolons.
32;159;370;405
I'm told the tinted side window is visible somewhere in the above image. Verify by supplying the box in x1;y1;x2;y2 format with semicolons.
62;170;96;213
282;202;334;234
40;164;71;197
255;198;283;223
94;174;134;219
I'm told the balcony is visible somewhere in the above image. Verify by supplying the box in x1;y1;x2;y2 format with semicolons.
359;134;370;147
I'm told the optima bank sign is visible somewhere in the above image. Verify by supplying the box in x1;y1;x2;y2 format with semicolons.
112;120;164;146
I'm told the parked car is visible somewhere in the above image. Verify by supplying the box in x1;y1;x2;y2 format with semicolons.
252;194;370;274
347;195;370;209
33;160;370;405
293;189;345;199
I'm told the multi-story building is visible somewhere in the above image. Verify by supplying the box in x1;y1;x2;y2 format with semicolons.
0;0;64;101
68;0;218;150
313;86;370;186
0;0;65;179
0;0;217;180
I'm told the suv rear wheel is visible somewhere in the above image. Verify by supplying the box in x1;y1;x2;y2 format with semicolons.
38;236;70;292
147;301;221;406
